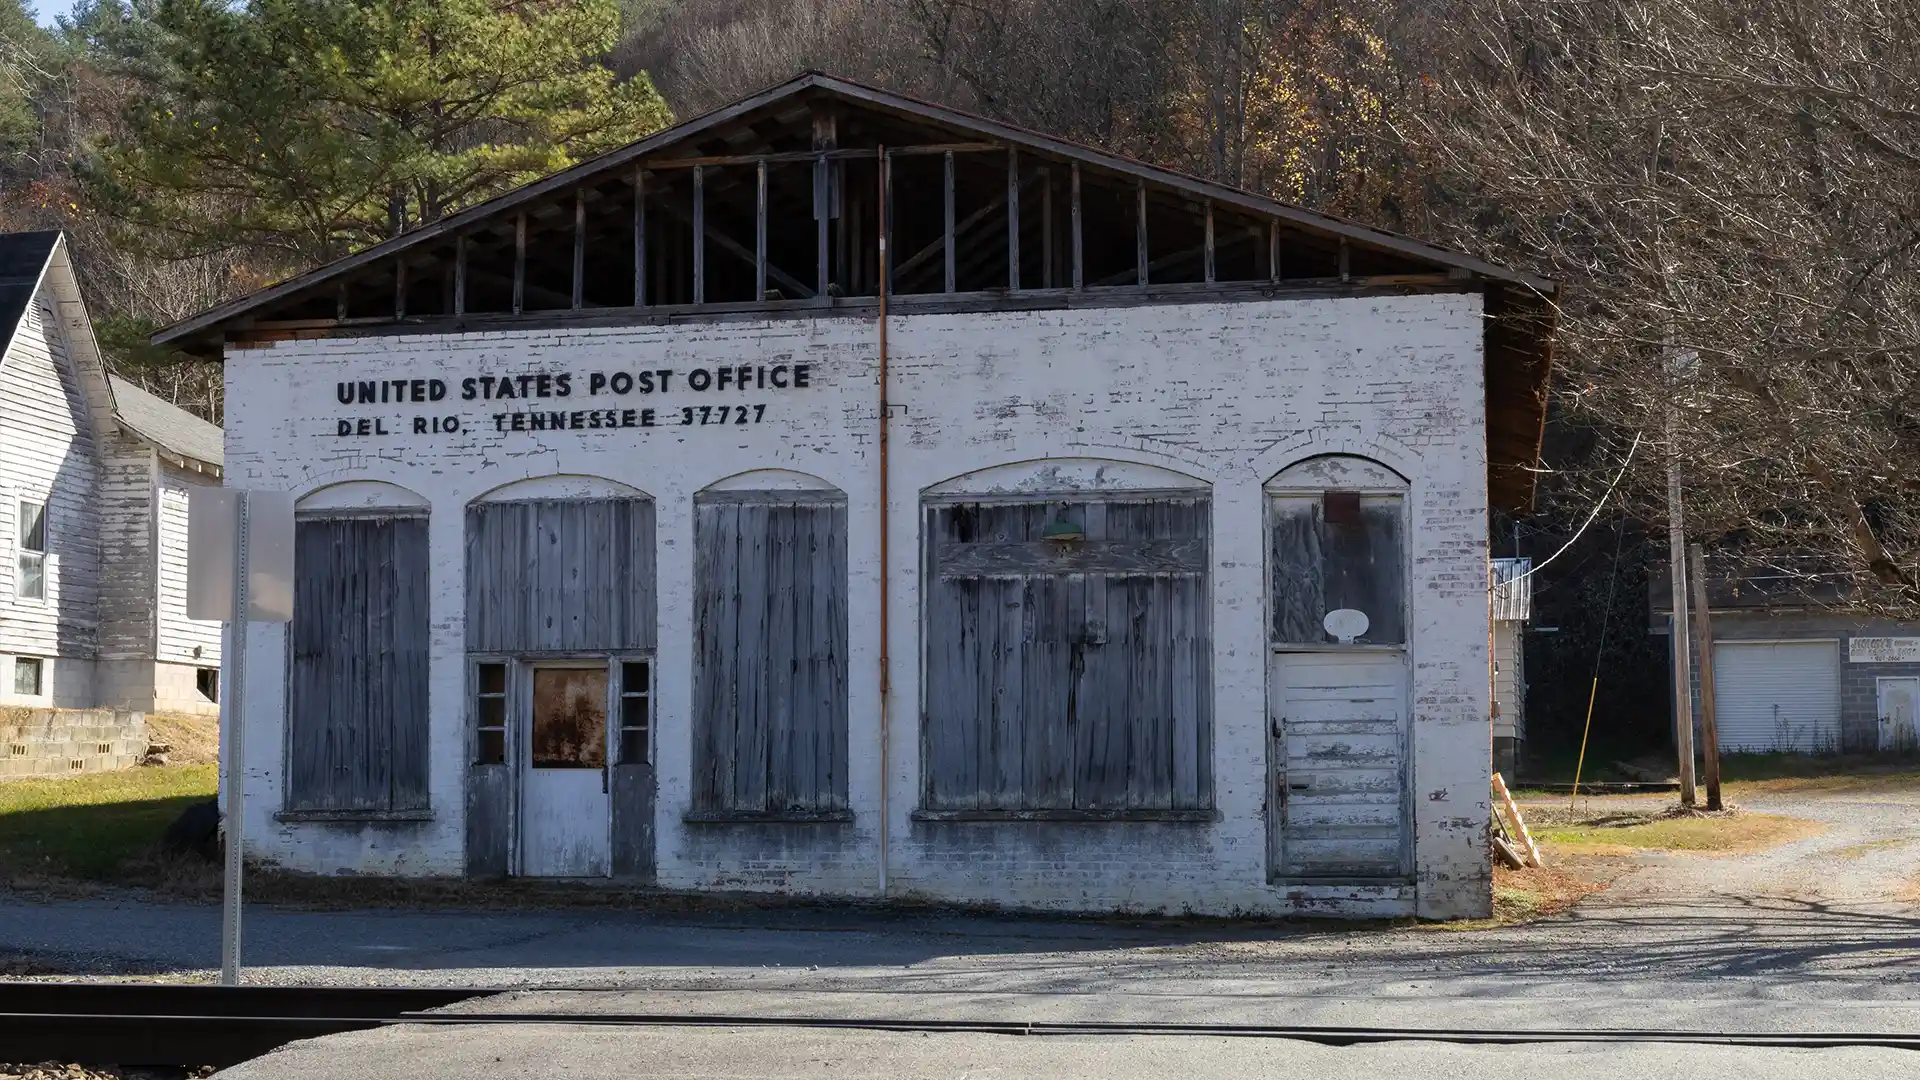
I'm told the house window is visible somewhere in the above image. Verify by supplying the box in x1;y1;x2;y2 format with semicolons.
195;667;219;703
619;661;651;765
17;500;46;600
474;662;507;765
14;657;43;696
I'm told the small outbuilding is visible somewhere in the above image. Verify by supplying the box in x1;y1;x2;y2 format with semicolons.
0;230;224;716
156;74;1557;919
1654;557;1920;756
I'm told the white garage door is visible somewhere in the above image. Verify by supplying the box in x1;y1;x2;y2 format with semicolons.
1713;640;1841;753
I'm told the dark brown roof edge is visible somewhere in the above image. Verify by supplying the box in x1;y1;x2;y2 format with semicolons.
152;72;1556;350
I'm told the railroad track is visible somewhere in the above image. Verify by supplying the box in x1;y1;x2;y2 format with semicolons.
5;982;1919;1068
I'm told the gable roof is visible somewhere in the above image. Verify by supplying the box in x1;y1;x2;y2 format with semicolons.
0;230;61;359
108;375;223;469
150;71;1557;509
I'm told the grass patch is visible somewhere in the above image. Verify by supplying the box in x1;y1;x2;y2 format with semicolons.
1537;810;1824;856
144;713;220;766
0;765;215;882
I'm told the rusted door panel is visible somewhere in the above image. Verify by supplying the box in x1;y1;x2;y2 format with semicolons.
519;666;611;877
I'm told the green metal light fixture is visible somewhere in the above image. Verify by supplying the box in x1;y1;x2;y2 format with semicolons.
1041;513;1084;544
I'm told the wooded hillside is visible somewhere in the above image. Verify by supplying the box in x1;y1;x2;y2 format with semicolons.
5;0;1918;751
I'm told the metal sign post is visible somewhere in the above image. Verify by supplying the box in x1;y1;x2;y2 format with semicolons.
189;488;294;987
221;493;250;986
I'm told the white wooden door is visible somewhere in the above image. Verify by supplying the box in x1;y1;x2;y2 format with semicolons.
519;664;612;877
1877;677;1919;753
1268;650;1410;881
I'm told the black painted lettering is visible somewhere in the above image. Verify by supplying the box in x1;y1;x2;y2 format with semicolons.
357;380;376;403
374;418;389;435
462;378;478;400
510;413;527;431
413;416;428;434
555;373;572;397
770;365;789;388
621;409;637;427
493;414;508;431
756;367;767;389
355;418;372;435
410;379;427;401
496;377;516;400
336;382;355;404
689;368;712;391
589;372;607;395
640;408;655;427
793;364;811;388
536;373;552;397
337;420;353;436
657;369;673;391
611;371;633;394
634;371;653;394
479;375;497;398
716;366;733;390
429;379;447;401
736;365;753;390
517;374;537;397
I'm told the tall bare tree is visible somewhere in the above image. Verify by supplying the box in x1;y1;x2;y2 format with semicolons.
1422;0;1920;604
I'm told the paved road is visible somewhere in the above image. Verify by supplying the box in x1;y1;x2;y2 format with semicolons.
218;1025;1920;1080
3;785;1917;1074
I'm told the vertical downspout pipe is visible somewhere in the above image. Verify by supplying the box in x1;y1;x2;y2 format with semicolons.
876;147;892;898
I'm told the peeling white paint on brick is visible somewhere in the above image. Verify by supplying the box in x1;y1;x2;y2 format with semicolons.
225;292;1493;919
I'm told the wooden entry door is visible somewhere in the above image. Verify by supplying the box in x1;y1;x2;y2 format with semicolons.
1268;651;1410;880
519;665;611;877
1878;677;1919;753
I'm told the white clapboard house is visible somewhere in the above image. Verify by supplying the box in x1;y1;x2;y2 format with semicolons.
0;230;224;715
155;75;1558;919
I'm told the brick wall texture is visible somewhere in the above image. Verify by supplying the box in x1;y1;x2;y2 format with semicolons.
222;291;1495;919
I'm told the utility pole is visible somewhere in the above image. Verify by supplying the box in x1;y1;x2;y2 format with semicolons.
1667;387;1698;807
1688;543;1723;811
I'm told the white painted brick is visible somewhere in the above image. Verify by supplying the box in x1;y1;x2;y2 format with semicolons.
224;292;1493;919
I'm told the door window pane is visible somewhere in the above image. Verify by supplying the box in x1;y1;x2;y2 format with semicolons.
530;667;607;769
619;661;650;765
1270;493;1405;646
474;662;507;765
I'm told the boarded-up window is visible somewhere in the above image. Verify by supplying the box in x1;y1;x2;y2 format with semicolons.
465;498;656;654
287;515;430;812
691;493;849;818
1270;494;1404;645
921;496;1212;816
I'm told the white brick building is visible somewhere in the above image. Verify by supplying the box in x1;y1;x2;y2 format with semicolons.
1;231;224;717
157;75;1556;919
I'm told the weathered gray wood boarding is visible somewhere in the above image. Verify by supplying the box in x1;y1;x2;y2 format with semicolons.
691;488;849;820
920;496;1211;817
157;74;1560;919
286;514;430;814
0;231;224;717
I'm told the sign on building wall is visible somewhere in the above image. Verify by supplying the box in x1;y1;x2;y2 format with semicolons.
327;365;816;440
1848;637;1920;663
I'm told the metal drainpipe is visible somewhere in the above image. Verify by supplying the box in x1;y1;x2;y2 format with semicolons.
876;146;892;898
